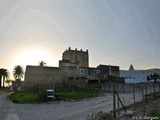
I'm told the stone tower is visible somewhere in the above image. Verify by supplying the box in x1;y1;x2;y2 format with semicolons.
59;47;89;68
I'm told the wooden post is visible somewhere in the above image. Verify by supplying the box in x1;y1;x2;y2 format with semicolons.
153;82;156;99
123;84;125;93
141;87;144;101
110;83;112;92
113;84;116;118
142;88;145;116
115;91;127;112
139;86;141;93
145;83;148;103
122;97;125;106
117;85;120;117
150;83;152;93
159;83;160;97
133;83;135;110
39;83;40;93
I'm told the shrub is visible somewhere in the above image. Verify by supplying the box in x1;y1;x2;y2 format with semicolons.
55;84;99;100
85;111;114;120
8;91;49;103
56;89;99;100
147;108;160;118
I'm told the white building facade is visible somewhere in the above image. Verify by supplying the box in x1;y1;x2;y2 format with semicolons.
120;65;160;83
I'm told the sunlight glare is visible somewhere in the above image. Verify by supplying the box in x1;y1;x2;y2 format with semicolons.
12;47;56;69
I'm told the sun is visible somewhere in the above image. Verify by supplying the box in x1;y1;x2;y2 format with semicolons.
10;47;57;70
6;46;59;80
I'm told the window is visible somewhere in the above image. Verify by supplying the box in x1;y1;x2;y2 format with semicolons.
80;69;84;74
97;70;100;74
94;70;100;74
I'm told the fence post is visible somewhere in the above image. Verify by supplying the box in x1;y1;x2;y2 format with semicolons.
139;86;141;93
141;87;145;116
141;87;144;102
39;83;40;93
153;82;156;99
159;83;160;97
123;84;125;93
115;91;127;112
150;83;152;93
145;83;148;103
113;84;116;118
117;85;120;117
133;83;135;111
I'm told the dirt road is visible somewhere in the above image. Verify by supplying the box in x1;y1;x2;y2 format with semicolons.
0;88;144;120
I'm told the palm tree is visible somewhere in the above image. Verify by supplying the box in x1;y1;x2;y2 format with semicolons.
39;61;47;67
5;79;12;87
2;69;9;87
147;73;160;83
13;65;24;80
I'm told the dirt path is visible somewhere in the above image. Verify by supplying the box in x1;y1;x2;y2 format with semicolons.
0;89;19;120
0;89;144;120
119;98;160;120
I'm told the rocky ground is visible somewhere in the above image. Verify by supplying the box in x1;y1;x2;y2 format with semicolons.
86;98;160;120
118;98;160;120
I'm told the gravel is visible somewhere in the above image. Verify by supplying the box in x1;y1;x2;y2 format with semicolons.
119;98;160;120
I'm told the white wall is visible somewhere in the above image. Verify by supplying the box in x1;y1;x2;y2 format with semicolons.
120;67;160;83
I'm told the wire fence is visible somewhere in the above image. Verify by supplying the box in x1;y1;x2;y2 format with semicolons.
108;83;160;119
84;82;160;118
24;81;160;119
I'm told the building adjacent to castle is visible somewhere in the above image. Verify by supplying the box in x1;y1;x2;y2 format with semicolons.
25;47;120;87
120;65;160;83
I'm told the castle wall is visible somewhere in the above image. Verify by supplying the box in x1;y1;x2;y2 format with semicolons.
60;67;88;78
97;65;120;77
25;65;89;86
25;66;66;85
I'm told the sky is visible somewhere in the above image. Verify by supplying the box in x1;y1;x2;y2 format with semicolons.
0;0;160;79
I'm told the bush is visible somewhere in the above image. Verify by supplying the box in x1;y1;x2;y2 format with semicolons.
55;85;99;100
85;111;114;120
147;108;160;118
56;89;99;100
8;91;49;103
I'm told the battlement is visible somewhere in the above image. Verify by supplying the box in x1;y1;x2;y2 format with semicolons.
64;47;88;53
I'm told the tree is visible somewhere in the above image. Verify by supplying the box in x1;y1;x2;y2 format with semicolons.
5;79;12;87
0;69;3;87
147;73;160;83
1;69;9;87
39;61;47;67
13;65;24;80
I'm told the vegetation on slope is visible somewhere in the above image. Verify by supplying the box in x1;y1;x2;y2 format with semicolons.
8;85;100;103
8;91;49;103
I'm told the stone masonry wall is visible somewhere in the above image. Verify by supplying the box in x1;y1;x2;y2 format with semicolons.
59;47;89;68
25;66;66;86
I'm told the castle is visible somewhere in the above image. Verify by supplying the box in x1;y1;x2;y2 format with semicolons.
59;47;89;68
25;47;120;87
